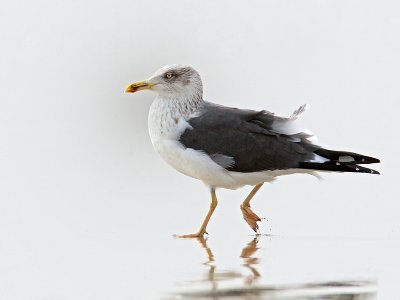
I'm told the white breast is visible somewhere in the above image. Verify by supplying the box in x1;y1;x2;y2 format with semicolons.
148;97;238;188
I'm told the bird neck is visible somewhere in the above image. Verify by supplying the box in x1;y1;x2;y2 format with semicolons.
157;92;204;119
148;93;204;142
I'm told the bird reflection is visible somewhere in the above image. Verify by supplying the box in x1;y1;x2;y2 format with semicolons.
173;237;377;300
195;236;261;290
195;237;217;291
240;238;261;286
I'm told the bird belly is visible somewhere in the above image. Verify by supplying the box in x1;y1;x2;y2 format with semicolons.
152;137;239;188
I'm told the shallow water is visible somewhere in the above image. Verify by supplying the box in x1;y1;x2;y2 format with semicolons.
3;217;399;299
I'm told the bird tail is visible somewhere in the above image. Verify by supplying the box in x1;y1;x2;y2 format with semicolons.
299;149;380;174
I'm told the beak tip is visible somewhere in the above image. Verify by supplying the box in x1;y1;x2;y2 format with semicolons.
124;80;153;94
124;85;135;93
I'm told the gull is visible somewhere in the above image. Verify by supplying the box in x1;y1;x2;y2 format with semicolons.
125;64;380;238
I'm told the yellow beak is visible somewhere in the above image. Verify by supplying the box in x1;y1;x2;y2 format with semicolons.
124;80;155;93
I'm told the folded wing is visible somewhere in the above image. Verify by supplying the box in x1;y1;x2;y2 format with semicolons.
179;102;379;174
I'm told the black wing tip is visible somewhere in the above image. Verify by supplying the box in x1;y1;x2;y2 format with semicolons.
344;164;381;175
369;169;380;175
314;149;380;165
300;162;380;175
362;157;380;164
373;158;381;164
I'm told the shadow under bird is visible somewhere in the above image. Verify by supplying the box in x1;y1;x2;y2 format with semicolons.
125;65;380;238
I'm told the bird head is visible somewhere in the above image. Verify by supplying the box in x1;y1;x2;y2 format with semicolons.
125;65;203;99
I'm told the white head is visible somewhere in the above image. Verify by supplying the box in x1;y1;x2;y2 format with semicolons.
125;64;203;100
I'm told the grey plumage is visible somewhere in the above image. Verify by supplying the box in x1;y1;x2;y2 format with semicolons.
179;102;379;174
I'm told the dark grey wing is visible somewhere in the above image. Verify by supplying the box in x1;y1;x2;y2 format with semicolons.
179;103;318;173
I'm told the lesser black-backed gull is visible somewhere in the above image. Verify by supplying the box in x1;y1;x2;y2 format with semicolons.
125;65;380;238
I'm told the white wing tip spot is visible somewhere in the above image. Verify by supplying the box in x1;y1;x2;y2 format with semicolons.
339;155;355;163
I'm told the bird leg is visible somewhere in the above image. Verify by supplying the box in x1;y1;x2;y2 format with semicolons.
176;188;218;238
240;183;264;233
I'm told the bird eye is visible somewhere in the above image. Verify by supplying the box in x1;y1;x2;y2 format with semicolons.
165;72;173;79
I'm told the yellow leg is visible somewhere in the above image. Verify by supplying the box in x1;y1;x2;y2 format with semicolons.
176;188;218;238
240;183;264;233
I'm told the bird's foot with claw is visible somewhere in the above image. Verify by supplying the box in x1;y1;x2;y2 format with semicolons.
240;204;261;233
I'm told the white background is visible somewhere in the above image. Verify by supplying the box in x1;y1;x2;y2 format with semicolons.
1;0;399;299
